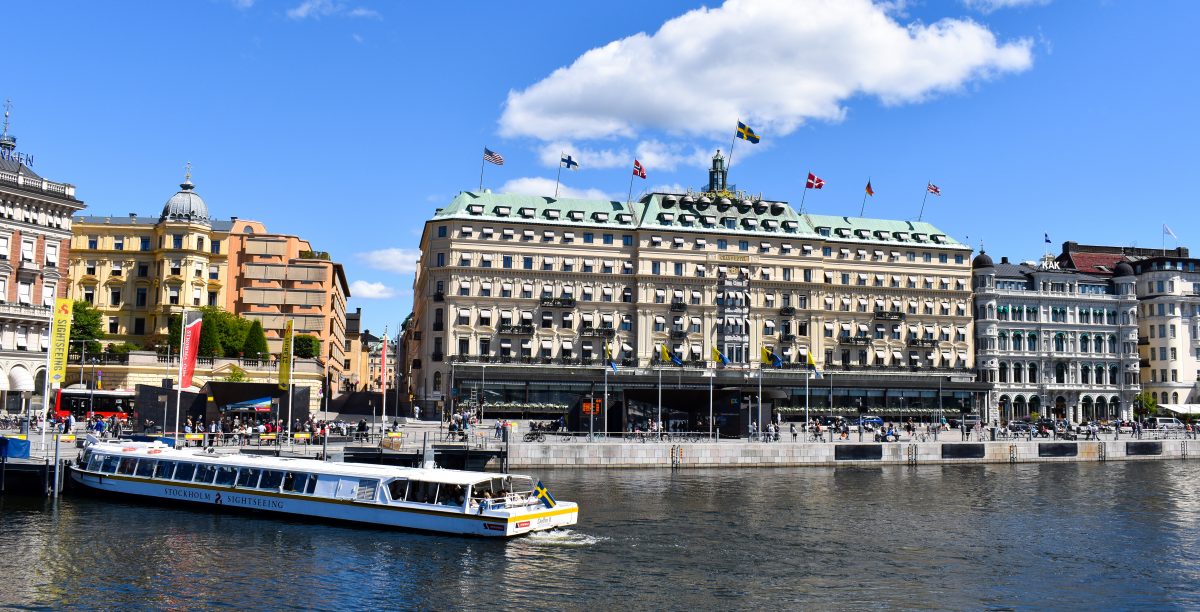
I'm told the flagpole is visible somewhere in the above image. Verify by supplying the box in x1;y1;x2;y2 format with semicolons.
39;311;55;452
805;370;810;429
478;148;486;192
174;308;186;439
708;368;714;441
381;325;388;432
918;181;930;221
286;321;294;450
727;120;739;179
799;184;809;215
554;152;563;198
626;171;636;208
860;177;870;217
757;363;763;439
657;363;662;439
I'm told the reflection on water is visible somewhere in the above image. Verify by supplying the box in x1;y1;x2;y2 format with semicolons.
2;461;1200;609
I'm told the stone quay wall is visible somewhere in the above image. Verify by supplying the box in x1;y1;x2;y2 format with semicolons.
505;439;1200;469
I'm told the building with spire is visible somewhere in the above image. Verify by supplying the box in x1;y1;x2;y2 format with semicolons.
403;152;986;430
0;100;87;412
68;168;351;389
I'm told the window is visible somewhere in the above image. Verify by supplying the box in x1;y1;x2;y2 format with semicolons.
172;234;184;249
20;239;34;263
44;243;59;267
139;236;151;251
622;235;634;247
108;317;119;334
523;257;533;270
652;262;661;275
739;240;749;252
717;239;728;250
207;291;218;307
168;286;180;305
210;239;220;254
674;263;684;276
135;287;147;307
938;253;948;264
437;226;447;238
435;253;445;267
583;233;594;244
603;234;614;245
87;235;98;249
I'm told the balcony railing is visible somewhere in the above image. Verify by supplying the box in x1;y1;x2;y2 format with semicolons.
497;323;534;335
670;302;688;312
839;336;871;346
907;338;940;348
580;326;616;338
874;310;905;321
540;297;576;308
1137;337;1149;346
669;329;689;339
780;334;797;343
778;306;796;317
433;292;445;302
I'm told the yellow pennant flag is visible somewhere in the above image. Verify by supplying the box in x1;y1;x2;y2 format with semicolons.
278;319;294;390
48;299;74;387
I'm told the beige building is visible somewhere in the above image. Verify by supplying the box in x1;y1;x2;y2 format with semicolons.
404;153;985;430
68;170;350;389
341;307;371;392
0;117;86;411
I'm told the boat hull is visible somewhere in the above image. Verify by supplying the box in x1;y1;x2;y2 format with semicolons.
68;467;578;537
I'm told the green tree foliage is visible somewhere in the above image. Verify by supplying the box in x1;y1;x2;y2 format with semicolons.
223;366;249;383
241;320;270;359
70;300;104;354
104;342;140;355
197;317;222;357
1134;392;1158;417
202;307;251;358
293;334;321;359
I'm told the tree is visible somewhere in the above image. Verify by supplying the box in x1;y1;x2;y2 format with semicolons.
105;342;140;355
70;300;104;354
197;317;222;357
293;334;321;359
1134;392;1158;418
201;307;251;358
223;366;248;383
241;320;269;359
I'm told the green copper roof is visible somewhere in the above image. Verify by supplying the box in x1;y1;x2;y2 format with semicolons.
803;214;967;248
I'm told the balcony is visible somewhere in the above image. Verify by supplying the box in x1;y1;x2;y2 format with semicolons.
839;336;871;346
580;326;615;339
1139;358;1150;367
670;302;688;313
18;259;40;273
874;310;905;321
432;352;444;362
780;334;797;343
778;306;795;317
497;323;534;335
433;292;445;302
669;329;689;340
540;297;576;308
907;338;940;348
1137;337;1149;346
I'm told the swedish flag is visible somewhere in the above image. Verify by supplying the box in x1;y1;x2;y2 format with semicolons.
711;346;730;366
605;343;618;374
806;351;823;379
534;480;556;509
736;121;761;144
661;344;683;366
761;346;783;368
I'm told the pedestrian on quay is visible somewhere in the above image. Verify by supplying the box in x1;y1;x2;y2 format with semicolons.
790;422;797;442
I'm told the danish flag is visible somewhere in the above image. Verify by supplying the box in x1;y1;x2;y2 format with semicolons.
806;172;825;189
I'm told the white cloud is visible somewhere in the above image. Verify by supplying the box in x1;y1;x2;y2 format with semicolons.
499;0;1033;141
357;248;421;274
349;280;396;299
963;0;1050;13
499;177;618;201
539;139;724;172
351;33;364;44
286;0;381;20
648;182;689;194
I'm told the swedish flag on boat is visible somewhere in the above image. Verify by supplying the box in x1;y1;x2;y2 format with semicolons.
534;480;557;509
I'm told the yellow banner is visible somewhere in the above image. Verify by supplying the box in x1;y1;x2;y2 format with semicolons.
278;319;293;390
49;299;74;387
292;433;311;439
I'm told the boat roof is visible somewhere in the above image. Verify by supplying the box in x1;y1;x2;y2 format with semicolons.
86;441;522;487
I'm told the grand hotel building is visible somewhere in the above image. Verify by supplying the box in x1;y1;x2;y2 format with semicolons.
404;153;988;432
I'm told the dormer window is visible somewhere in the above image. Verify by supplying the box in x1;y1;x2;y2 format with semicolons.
742;218;758;228
784;220;799;231
761;219;777;230
816;226;831;236
659;212;675;223
592;212;609;222
617;213;632;223
568;210;584;221
545;209;561;219
467;204;484;214
518;207;535;218
494;206;511;216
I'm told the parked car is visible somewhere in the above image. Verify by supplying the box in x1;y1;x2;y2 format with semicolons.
1147;417;1185;430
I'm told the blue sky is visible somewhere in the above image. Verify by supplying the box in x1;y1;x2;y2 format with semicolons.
3;0;1197;333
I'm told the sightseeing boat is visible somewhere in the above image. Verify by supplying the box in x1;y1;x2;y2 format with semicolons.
69;439;577;537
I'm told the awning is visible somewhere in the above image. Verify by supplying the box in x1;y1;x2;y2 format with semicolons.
481;227;494;236
601;287;613;296
502;228;514;236
481;254;493;262
541;340;553;350
521;340;532;349
696;239;707;247
760;241;771;249
601;314;613;323
892;350;903;360
692;290;702;300
500;339;512;348
802;245;814;253
522;230;535;238
562;340;574;350
656;289;665;297
858;324;869;333
824;322;835;330
691;317;701;326
564;232;575;239
673;290;684;299
461;226;474;234
1162;404;1200;415
673;237;685;245
522;283;533;292
875;350;886;360
458;308;470;318
521;311;533;321
691;344;702;354
839;248;850;255
840;323;851;331
654;315;665;324
765;321;776;329
873;250;884;257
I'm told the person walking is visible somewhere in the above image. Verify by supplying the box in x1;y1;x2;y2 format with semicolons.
790;422;798;442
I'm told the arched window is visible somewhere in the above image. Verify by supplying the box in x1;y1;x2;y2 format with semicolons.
1110;366;1119;385
1080;365;1090;385
1095;335;1105;353
1094;367;1105;385
998;331;1009;351
1028;363;1038;383
1012;333;1023;351
999;363;1009;383
1108;336;1117;353
1013;363;1024;383
1055;362;1067;384
1173;392;1180;404
1080;336;1090;352
433;371;442;392
1054;333;1065;352
1151;391;1159;404
1028;333;1038;351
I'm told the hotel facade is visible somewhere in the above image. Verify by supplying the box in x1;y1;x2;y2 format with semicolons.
404;153;987;432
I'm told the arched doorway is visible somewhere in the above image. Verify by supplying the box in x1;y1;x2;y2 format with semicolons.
1095;397;1107;422
1054;396;1067;419
998;395;1011;422
1081;396;1093;421
1110;396;1121;421
1029;395;1041;419
1013;395;1027;419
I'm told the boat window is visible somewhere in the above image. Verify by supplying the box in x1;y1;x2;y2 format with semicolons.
194;465;216;484
387;479;409;502
355;479;379;502
86;453;103;471
236;468;261;488
259;470;284;490
283;472;308;494
407;481;437;504
118;458;137;475
135;460;156;478
100;455;119;474
305;476;317;495
437;484;466;507
509;476;535;495
154;461;176;479
334;477;360;500
173;463;197;481
214;466;237;486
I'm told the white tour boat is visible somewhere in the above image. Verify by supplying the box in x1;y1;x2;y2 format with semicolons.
69;439;577;537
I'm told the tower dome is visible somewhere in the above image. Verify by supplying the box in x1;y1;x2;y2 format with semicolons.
972;251;994;269
1113;260;1134;277
160;163;210;224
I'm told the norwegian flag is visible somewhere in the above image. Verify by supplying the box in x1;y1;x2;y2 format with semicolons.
927;182;941;196
806;172;825;189
632;159;646;179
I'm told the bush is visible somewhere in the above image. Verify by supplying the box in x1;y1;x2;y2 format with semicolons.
293;334;321;359
241;320;269;359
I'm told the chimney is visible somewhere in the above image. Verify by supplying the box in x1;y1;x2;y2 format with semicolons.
1001;256;1010;264
129;213;137;223
231;216;239;222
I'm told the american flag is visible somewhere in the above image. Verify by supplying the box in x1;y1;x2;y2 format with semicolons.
483;148;504;165
806;172;825;189
927;182;941;196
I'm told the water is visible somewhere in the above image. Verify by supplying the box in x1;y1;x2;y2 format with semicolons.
3;461;1200;610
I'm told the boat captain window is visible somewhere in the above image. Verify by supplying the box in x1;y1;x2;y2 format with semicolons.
173;463;197;481
214;466;237;486
388;478;410;502
259;470;285;490
194;465;217;484
135;459;156;478
154;461;176;479
236;468;261;488
100;455;119;474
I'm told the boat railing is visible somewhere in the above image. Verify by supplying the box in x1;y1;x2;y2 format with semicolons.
470;493;539;512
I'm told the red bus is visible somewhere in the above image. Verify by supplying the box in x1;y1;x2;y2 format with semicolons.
53;388;136;422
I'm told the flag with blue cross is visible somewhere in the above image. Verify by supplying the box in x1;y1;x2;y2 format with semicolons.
534;480;557;509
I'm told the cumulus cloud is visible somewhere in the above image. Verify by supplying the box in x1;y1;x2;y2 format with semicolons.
287;0;380;20
349;280;396;299
499;0;1033;141
499;177;617;201
963;0;1050;13
539;139;723;172
357;248;421;274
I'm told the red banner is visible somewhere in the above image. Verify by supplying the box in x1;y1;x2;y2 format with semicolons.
179;311;203;389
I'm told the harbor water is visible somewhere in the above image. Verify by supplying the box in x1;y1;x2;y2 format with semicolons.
2;460;1199;610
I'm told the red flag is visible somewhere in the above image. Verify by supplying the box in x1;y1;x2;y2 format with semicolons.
178;311;203;389
927;183;941;196
806;172;825;189
380;336;387;393
865;180;874;196
632;159;646;179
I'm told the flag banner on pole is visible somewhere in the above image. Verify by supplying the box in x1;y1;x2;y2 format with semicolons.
633;159;647;179
864;180;874;196
660;344;682;366
806;351;823;379
760;347;783;368
49;298;73;386
1044;233;1051;244
927;183;941;196
278;319;294;391
1164;224;1178;239
806;173;825;189
711;346;730;366
534;480;557;508
561;154;579;170
483;148;504;165
380;336;388;394
605;343;617;373
179;311;203;389
736;121;761;143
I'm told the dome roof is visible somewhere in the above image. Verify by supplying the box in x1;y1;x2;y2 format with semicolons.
160;178;210;224
972;251;994;269
1113;261;1135;277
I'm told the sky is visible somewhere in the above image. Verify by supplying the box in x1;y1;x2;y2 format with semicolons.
3;0;1198;333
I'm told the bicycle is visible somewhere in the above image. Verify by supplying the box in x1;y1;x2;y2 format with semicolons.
912;432;930;443
806;432;825;443
522;432;545;443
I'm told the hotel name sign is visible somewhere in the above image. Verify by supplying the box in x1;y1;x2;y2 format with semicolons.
0;148;33;167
